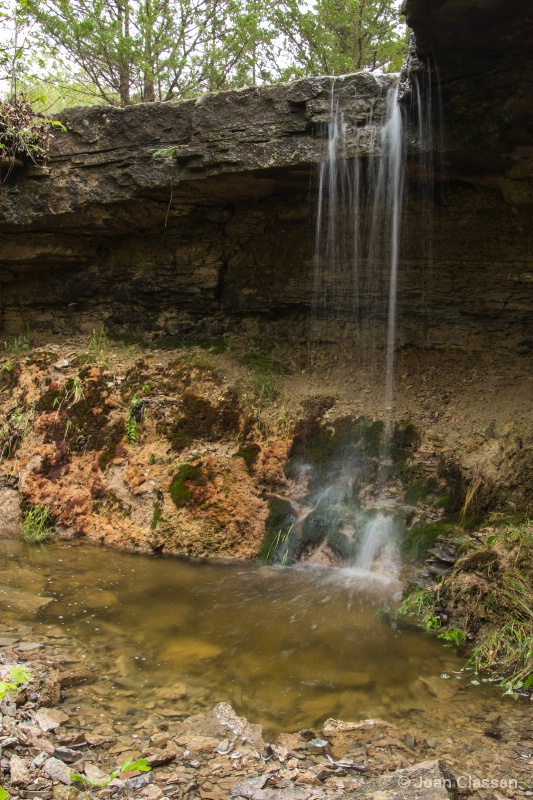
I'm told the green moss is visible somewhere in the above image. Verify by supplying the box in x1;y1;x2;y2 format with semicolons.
239;342;290;375
37;388;62;412
403;477;440;506
151;501;163;529
98;446;115;471
401;521;455;563
235;443;261;470
392;420;421;452
286;415;385;493
169;464;203;508
168;391;240;452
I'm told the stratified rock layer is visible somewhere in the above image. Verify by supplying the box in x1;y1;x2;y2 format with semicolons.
0;0;532;353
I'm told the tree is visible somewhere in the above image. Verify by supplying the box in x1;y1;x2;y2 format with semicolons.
19;0;284;105
0;0;39;98
276;0;407;78
4;0;407;107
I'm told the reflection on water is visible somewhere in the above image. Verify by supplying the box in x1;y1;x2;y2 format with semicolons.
0;539;488;736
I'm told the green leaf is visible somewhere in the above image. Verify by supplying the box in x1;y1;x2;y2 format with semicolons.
119;758;151;774
524;674;533;690
9;666;32;685
0;786;9;800
70;772;109;788
0;681;17;700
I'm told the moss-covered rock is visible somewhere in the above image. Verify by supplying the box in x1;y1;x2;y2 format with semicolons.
234;443;261;471
168;391;240;452
259;496;297;563
169;463;204;508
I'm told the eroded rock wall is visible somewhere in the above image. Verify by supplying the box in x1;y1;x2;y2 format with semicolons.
1;8;533;354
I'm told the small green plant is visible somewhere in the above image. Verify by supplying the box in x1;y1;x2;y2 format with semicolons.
53;376;85;415
151;501;163;530
0;666;32;700
22;505;53;543
152;146;179;160
125;394;146;445
262;525;293;565
242;373;277;436
0;785;8;800
87;325;109;365
3;333;30;355
397;588;440;631
0;409;31;460
438;627;467;646
125;410;138;445
70;758;151;788
0;97;50;167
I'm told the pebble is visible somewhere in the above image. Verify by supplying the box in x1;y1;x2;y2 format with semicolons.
43;757;72;785
35;708;69;732
10;753;31;786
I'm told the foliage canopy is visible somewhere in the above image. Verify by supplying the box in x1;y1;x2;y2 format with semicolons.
1;0;407;108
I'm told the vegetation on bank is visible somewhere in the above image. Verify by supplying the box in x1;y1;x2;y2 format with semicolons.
0;95;66;174
22;503;54;542
398;519;533;696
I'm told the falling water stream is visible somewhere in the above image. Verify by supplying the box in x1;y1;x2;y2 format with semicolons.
310;79;406;579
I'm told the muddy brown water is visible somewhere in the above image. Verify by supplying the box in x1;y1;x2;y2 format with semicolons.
2;538;519;743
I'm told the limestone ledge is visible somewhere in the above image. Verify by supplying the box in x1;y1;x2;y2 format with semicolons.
0;74;393;228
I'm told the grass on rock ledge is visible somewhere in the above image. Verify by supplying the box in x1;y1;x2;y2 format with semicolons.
398;519;533;696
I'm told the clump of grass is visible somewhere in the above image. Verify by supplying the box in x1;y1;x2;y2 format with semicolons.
400;520;454;563
3;331;31;356
0;97;50;165
466;568;533;694
401;521;533;693
87;325;109;366
397;588;440;631
22;505;53;543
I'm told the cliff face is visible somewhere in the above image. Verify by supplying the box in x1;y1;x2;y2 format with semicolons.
0;1;532;354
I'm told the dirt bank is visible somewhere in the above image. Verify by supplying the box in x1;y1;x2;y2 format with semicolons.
1;332;532;562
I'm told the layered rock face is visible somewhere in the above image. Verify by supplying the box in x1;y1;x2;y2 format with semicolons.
0;0;532;354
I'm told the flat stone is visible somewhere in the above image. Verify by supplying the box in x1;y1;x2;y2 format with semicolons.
53;748;82;764
140;786;163;800
362;760;453;798
0;588;52;615
10;753;31;786
146;746;178;766
28;734;55;755
58;671;97;689
231;776;267;798
43;757;73;785
17;642;44;652
84;764;107;782
0;637;19;647
35;708;69;732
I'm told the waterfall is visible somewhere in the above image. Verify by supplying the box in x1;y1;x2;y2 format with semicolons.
311;79;405;579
